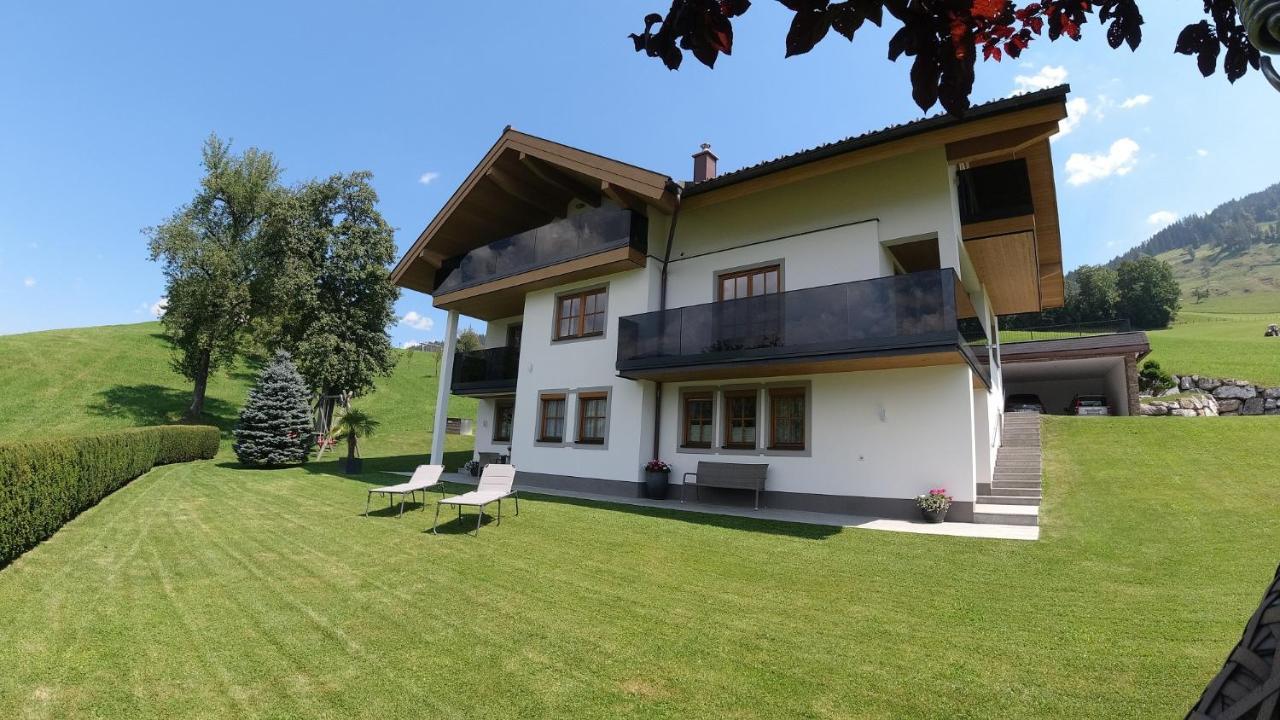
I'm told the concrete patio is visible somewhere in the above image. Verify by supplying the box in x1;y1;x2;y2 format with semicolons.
387;471;1040;541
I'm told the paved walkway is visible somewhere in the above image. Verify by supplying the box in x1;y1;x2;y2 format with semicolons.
388;471;1039;541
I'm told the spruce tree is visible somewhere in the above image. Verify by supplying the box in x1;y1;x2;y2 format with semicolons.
234;351;315;466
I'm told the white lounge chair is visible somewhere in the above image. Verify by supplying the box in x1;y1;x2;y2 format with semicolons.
365;465;445;518
433;464;518;535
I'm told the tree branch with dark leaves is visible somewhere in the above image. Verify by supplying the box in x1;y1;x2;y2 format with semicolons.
629;0;1261;115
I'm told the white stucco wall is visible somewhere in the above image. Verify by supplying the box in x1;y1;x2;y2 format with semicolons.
658;365;978;503
504;266;656;483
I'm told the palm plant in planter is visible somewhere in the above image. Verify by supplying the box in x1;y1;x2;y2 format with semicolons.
643;460;672;499
332;408;379;475
916;488;953;523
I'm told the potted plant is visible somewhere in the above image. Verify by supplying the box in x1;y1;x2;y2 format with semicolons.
916;488;953;523
643;460;672;499
462;459;481;477
332;408;379;475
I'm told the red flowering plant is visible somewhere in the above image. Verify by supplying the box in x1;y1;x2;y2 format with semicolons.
644;459;672;473
916;488;953;513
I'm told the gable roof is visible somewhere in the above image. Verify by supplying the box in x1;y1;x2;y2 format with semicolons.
685;85;1071;195
390;128;678;294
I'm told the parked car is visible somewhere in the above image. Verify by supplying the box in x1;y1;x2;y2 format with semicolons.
1067;395;1111;416
1005;393;1045;413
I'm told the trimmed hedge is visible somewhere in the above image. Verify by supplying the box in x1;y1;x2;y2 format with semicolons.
0;425;219;567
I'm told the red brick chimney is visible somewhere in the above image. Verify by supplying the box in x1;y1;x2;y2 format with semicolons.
692;143;718;182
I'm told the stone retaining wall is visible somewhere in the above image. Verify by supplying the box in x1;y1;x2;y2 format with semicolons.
1145;375;1280;416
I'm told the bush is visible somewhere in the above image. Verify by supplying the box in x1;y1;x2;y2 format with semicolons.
0;425;219;567
1139;359;1174;394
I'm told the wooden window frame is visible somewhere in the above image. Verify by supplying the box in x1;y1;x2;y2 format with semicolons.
493;399;515;443
722;390;759;450
537;394;566;443
717;263;781;301
768;387;806;451
554;287;608;341
575;392;608;445
681;392;714;449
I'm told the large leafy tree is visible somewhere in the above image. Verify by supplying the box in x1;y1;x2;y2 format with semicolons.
267;172;400;405
147;135;285;418
629;1;1274;116
1067;264;1119;322
1116;255;1181;328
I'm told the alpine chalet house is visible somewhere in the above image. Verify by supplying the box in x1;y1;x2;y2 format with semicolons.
392;86;1071;524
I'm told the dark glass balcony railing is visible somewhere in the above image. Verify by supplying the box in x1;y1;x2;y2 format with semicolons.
451;347;519;396
616;269;991;385
433;206;647;295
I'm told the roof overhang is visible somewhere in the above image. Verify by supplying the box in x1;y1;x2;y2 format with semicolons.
1000;332;1152;363
391;128;678;295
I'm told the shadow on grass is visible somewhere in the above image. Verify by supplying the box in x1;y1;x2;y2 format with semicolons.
88;384;238;434
522;492;841;540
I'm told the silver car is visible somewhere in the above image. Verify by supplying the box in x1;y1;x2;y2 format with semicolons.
1067;395;1110;416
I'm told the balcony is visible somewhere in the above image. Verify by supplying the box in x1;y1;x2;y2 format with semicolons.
430;206;648;320
451;347;520;397
616;269;991;385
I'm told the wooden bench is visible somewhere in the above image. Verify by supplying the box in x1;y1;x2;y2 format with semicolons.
681;461;769;510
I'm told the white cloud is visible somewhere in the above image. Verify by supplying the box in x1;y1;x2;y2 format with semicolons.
150;297;168;318
400;340;419;349
22;277;35;288
400;311;434;331
1121;94;1152;109
1065;138;1140;186
1014;65;1068;93
1147;210;1178;227
418;172;440;185
1055;97;1090;140
1197;148;1210;157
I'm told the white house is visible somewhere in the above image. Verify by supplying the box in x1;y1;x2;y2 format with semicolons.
391;87;1075;523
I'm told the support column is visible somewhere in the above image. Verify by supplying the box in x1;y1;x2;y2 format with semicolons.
431;310;459;466
1124;354;1140;417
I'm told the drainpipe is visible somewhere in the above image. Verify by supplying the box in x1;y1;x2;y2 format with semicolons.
651;185;683;461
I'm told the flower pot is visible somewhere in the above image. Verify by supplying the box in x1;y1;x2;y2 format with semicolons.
644;470;670;499
342;457;363;475
469;464;480;477
920;507;948;524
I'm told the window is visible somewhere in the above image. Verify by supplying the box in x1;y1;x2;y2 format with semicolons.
682;392;714;449
576;393;608;445
769;388;805;450
538;394;566;442
493;399;515;443
555;287;607;340
718;264;780;301
716;264;782;351
723;390;758;449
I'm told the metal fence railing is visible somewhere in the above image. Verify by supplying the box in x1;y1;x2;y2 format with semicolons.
1000;319;1132;343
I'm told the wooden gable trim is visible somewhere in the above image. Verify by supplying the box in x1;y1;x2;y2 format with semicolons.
391;128;675;294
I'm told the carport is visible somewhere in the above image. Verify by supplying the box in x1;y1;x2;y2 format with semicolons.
1000;332;1151;416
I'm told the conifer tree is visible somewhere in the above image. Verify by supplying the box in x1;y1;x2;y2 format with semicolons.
233;351;314;466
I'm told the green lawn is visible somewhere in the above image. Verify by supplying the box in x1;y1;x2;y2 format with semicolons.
0;322;477;463
1;416;1275;718
1146;311;1280;386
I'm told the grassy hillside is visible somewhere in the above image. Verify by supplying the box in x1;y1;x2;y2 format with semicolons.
0;322;475;465
1145;311;1280;386
1156;243;1280;314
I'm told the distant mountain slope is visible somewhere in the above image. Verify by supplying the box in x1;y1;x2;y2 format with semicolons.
1106;182;1280;314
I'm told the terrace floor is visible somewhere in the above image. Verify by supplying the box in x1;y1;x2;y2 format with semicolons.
413;472;1039;541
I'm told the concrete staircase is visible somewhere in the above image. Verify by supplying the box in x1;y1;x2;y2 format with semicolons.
974;412;1042;527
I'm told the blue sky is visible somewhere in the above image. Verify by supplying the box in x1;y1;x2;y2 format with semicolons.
2;3;1277;344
